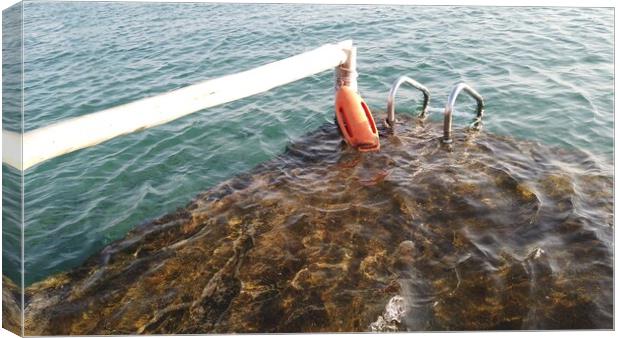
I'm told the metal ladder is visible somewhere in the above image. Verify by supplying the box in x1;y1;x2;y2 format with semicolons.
385;76;430;128
385;77;485;144
441;83;485;144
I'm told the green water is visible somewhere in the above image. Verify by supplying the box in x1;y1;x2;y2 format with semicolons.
3;3;613;285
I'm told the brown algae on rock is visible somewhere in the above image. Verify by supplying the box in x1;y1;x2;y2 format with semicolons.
4;117;612;334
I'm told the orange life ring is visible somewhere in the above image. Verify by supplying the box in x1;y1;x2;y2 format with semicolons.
335;86;380;152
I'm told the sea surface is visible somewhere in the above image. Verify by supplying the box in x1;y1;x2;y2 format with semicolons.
2;3;613;300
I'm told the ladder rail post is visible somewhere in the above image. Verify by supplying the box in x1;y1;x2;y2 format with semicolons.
385;76;431;130
442;83;485;144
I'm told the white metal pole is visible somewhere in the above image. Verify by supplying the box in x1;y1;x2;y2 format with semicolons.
2;40;353;171
334;46;358;93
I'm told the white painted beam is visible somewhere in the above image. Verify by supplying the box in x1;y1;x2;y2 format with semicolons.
2;130;21;171
2;40;353;171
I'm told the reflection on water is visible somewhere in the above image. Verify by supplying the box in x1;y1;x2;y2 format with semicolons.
7;117;613;334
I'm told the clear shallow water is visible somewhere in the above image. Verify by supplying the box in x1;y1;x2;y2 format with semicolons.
5;3;613;287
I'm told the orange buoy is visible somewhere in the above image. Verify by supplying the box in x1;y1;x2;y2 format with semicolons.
335;86;380;152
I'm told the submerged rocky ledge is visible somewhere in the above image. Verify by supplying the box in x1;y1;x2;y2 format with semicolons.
3;117;613;334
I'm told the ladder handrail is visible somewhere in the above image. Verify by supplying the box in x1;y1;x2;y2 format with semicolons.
442;82;485;144
385;76;430;129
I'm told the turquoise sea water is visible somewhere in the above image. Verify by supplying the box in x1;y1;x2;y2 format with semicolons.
3;3;613;285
